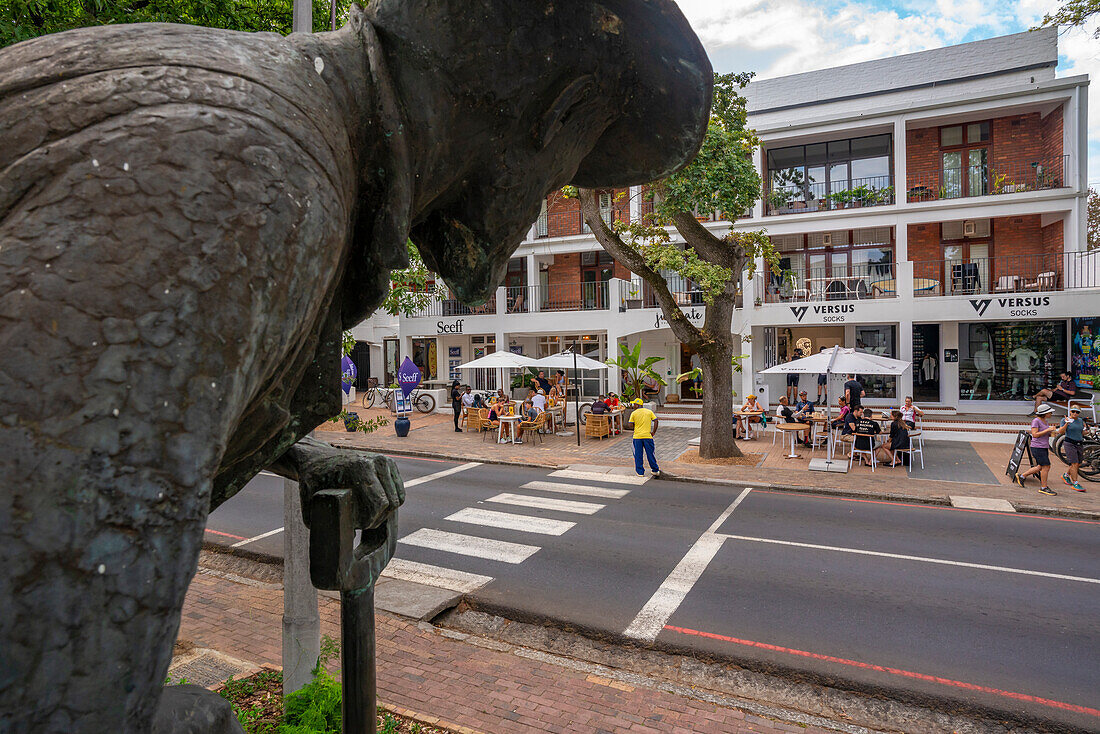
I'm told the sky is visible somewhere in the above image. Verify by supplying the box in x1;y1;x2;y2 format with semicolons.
676;0;1100;187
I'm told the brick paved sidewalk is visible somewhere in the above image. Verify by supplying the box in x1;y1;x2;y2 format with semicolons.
180;570;835;734
317;407;1100;517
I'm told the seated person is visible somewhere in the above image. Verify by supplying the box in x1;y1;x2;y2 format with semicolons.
532;390;548;412
641;375;661;401
793;390;814;443
1034;371;1077;409
776;396;810;446
521;399;540;421
591;395;609;414
899;396;923;429
878;410;910;466
547;385;561;404
461;386;477;410
735;394;762;438
831;396;850;429
606;393;621;410
488;394;513;421
851;407;882;464
838;403;859;445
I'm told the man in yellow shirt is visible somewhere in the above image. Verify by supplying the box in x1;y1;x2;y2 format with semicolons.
627;398;660;477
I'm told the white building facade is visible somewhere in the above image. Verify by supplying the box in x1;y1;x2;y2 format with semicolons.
355;29;1099;420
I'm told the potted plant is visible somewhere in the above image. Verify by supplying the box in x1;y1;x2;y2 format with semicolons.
606;343;665;409
766;188;794;215
624;283;642;309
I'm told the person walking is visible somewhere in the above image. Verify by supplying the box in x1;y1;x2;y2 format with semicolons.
815;346;829;405
1016;404;1061;495
1061;406;1087;492
450;379;463;432
627;398;660;477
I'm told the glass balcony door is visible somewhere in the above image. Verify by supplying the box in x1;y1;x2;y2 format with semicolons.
944;243;989;295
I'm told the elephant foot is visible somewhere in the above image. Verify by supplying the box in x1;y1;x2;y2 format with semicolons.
152;685;244;734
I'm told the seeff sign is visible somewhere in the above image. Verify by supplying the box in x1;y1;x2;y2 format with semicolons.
437;319;463;334
397;356;421;398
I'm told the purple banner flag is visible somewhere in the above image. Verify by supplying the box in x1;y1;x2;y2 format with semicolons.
397;356;421;398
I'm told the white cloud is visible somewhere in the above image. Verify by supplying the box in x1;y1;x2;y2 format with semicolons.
678;0;1100;186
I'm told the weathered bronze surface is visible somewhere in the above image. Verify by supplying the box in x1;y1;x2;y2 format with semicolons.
0;1;711;731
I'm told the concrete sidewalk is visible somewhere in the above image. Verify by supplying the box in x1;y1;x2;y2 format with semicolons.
318;408;1100;518
178;565;840;734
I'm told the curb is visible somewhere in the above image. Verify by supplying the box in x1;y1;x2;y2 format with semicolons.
327;444;1100;521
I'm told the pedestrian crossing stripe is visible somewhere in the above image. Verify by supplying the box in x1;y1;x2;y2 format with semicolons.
399;528;540;563
486;492;605;515
549;469;650;485
520;480;630;499
382;558;493;593
445;507;575;536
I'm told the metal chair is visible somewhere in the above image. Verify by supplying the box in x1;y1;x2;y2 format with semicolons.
849;433;877;472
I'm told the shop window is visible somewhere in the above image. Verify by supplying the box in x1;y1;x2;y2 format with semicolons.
855;326;897;399
411;338;438;380
958;322;1067;400
383;339;399;387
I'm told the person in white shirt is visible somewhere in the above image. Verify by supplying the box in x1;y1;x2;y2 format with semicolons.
899;396;923;428
531;391;547;412
461;385;476;408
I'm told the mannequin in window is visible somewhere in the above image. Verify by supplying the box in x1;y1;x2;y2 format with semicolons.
1009;345;1039;397
973;343;994;399
920;352;938;385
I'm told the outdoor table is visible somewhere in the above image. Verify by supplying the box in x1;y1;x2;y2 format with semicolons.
777;423;810;458
607;409;624;435
497;414;522;444
733;410;764;439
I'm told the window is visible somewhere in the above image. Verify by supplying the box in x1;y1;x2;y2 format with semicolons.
958;322;1066;400
940;122;990;198
767;134;892;212
855;326;897;399
411;338;438;380
505;257;526;289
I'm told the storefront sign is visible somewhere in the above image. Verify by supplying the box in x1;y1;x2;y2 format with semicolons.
655;307;703;329
789;303;856;323
397;356;421;398
943;348;958;363
967;296;1052;318
437;319;464;334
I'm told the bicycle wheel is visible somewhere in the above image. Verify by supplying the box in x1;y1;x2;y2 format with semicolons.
364;389;377;409
415;393;436;413
578;403;592;425
1051;434;1068;465
1079;444;1100;480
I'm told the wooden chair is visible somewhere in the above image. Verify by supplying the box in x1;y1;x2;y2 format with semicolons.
479;409;499;442
520;411;547;444
585;414;610;440
464;407;480;433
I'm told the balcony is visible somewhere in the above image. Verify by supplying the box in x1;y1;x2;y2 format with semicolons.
766;175;894;216
758;263;898;304
906;155;1069;203
405;291;496;318
911;251;1099;297
504;281;611;312
533;207;627;238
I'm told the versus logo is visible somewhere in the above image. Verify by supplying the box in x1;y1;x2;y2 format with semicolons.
970;299;992;316
790;306;809;322
970;296;1051;316
790;304;854;322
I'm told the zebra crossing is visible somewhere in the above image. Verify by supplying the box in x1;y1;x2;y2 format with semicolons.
381;466;648;594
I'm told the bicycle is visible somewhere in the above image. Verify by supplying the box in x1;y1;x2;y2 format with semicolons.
1051;425;1100;482
363;383;435;413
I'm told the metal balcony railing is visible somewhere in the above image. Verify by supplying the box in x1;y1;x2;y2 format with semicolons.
533;207;630;238
405;291;497;317
765;175;893;216
906;155;1069;202
759;263;897;303
506;282;611;312
911;250;1098;297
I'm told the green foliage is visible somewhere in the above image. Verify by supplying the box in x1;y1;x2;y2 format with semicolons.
607;342;665;400
341;331;356;358
281;635;342;734
1036;0;1100;36
381;241;435;317
1;0;354;48
1088;189;1100;250
329;409;388;433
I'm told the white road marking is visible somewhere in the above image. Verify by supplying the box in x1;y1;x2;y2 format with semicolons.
403;462;481;488
549;469;649;485
382;558;493;593
230;527;284;548
520;480;630;499
399;528;539;563
624;489;753;641
717;534;1100;585
446;508;575;536
486;493;605;515
949;496;1016;512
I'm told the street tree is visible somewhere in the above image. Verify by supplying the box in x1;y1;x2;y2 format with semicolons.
577;72;776;459
1088;189;1100;250
1037;0;1100;35
1;0;353;47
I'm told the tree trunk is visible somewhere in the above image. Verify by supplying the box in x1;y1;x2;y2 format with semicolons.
698;347;742;458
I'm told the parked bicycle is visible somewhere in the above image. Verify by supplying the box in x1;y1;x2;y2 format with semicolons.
1051;423;1100;482
362;379;436;413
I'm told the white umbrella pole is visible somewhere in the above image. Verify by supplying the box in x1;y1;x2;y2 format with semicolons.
574;343;580;447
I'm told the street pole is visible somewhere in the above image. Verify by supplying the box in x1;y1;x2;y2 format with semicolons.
282;478;320;695
293;0;311;34
573;343;580;447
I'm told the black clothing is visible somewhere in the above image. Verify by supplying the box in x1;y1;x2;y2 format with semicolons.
451;385;462;430
780;405;796;423
534;377;552;393
840;412;858;435
888;421;910;451
853;417;880;450
844;379;864;407
591;400;608;414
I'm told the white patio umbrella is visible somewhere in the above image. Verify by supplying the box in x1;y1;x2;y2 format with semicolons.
533;349;609;446
456;351;538;396
761;346;910;471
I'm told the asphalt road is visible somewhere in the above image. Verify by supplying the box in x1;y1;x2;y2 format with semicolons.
205;455;1100;730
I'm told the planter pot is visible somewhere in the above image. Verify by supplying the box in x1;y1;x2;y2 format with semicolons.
625;298;641;309
666;394;680;404
394;416;411;437
342;412;359;432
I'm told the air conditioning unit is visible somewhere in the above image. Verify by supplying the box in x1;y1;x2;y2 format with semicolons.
963;220;976;236
822;233;832;246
